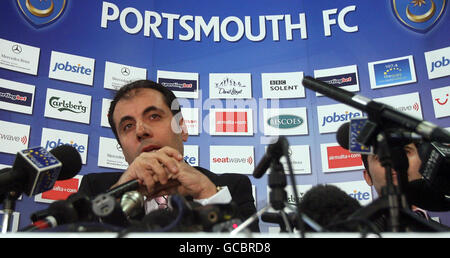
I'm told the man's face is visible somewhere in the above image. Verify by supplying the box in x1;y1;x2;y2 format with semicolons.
112;88;188;164
363;143;423;195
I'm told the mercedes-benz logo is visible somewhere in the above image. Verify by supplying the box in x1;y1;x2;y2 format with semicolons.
12;44;22;54
121;67;130;76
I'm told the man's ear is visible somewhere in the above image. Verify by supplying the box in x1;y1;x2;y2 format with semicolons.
179;117;189;142
171;112;189;141
363;169;373;186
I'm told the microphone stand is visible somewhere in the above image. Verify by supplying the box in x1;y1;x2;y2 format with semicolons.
231;136;307;237
350;119;446;232
1;191;19;233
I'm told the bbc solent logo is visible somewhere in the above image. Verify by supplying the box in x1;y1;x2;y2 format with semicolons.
261;72;305;99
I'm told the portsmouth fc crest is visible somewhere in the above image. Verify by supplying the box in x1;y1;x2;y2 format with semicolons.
392;0;447;32
16;0;67;27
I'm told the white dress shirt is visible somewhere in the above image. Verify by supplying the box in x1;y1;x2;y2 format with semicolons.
144;186;232;214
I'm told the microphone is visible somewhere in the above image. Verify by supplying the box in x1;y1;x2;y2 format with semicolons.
120;190;144;219
24;192;95;231
417;142;450;195
106;179;140;198
253;136;289;178
24;182;143;231
302;76;450;143
336;121;422;152
298;184;362;231
0;145;82;196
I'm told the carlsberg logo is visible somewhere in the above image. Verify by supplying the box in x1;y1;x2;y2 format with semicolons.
267;115;303;128
49;96;87;113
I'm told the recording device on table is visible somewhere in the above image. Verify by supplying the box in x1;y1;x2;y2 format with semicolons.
21;176;242;234
302;76;450;232
0;145;82;233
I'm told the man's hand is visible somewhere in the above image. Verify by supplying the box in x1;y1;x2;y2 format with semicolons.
111;146;217;200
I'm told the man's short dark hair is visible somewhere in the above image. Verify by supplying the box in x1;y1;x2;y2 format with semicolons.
361;154;369;171
108;80;181;145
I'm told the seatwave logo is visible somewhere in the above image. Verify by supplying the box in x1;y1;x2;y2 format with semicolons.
267;115;303;129
212;156;253;165
0;133;27;145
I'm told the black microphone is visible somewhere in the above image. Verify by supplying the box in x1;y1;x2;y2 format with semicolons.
106;179;140;198
253;136;289;178
417;142;450;195
336;121;423;151
298;184;362;231
302;76;450;143
24;192;95;231
0;145;82;196
23;179;142;232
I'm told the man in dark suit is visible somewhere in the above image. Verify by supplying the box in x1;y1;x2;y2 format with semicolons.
78;80;259;232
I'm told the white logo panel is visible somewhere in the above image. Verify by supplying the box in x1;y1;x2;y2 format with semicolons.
48;51;95;86
41;128;89;164
209;73;252;99
431;85;450;118
104;61;147;90
210;145;254;174
0;38;40;75
44;88;92;124
261;72;305;99
98;136;128;170
424;46;450;80
0;120;30;154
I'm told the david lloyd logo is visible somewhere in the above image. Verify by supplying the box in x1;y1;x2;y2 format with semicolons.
267;115;303;129
215;77;247;95
49;96;87;113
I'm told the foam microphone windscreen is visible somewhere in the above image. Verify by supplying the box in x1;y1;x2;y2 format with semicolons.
49;145;82;180
336;122;350;150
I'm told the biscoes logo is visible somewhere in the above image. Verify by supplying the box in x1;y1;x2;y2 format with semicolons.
392;0;446;33
17;0;67;27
